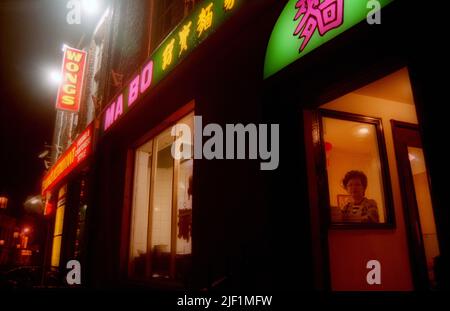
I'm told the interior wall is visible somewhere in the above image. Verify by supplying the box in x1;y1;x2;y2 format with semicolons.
411;159;440;283
322;69;418;290
129;150;150;260
327;149;385;222
151;161;173;251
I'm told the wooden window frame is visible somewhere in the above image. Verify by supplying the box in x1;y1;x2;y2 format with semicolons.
317;109;396;229
126;105;195;282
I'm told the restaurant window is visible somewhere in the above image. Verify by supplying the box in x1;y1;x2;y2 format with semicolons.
148;0;199;54
129;112;194;282
51;185;67;268
319;110;394;228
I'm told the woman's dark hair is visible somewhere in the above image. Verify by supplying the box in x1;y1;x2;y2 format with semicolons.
342;170;368;189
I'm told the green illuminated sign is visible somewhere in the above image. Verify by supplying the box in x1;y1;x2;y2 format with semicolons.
101;0;242;134
152;0;242;83
264;0;393;79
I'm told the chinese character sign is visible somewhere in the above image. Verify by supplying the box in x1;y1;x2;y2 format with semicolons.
197;3;214;37
100;0;243;135
293;0;344;52
264;0;394;79
162;39;176;70
179;21;192;56
224;0;235;11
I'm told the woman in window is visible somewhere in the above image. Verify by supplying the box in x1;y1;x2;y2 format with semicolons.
341;170;380;223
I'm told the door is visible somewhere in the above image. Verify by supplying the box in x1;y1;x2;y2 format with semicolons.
392;121;440;290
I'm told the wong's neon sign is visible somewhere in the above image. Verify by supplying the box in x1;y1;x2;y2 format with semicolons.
56;46;87;112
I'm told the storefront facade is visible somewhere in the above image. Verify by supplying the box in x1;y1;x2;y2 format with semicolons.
78;0;448;291
263;0;448;290
86;0;283;290
41;124;94;285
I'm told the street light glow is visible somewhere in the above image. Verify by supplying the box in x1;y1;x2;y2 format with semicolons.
30;198;40;205
24;195;44;214
82;0;100;14
48;69;62;85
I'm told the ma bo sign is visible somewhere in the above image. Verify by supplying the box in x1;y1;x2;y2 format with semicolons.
100;0;241;134
103;60;154;132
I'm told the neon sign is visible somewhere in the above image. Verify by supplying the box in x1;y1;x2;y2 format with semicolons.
101;0;242;134
294;0;344;52
103;60;154;131
264;0;393;79
42;123;93;195
56;46;87;112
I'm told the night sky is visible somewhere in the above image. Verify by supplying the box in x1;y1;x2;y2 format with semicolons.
0;0;106;216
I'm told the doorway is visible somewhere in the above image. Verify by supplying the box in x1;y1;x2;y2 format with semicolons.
392;121;440;290
307;67;425;290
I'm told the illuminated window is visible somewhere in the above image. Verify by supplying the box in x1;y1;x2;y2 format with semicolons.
0;196;8;209
129;112;194;282
148;0;199;55
320;111;394;227
51;185;67;267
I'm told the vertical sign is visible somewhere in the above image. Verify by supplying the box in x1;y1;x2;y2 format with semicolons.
56;46;87;112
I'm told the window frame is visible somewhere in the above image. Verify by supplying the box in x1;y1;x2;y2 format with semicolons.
127;108;195;282
318;109;396;229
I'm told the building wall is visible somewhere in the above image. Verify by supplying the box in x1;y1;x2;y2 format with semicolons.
84;0;450;291
103;0;150;107
408;46;450;290
88;0;289;290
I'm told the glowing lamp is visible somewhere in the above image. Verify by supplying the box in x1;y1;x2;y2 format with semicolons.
0;196;8;209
